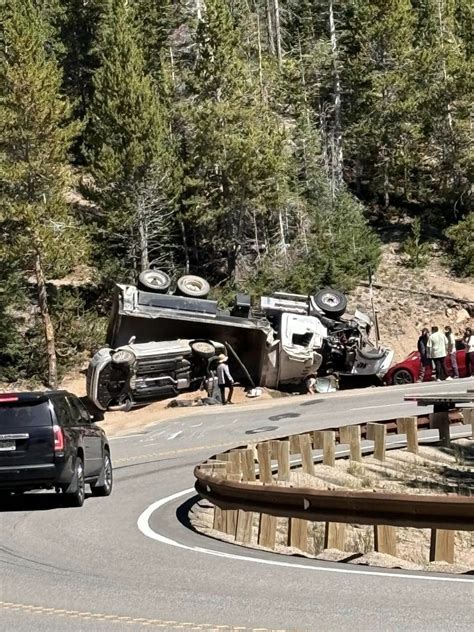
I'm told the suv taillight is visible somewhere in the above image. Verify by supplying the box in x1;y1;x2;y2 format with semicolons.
53;425;64;451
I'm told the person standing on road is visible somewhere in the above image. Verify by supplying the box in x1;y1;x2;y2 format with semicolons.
444;325;459;379
427;326;448;381
216;354;234;405
464;327;474;377
417;328;431;382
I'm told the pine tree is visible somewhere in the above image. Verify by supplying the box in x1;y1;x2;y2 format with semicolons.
343;0;419;208
0;0;85;387
85;0;176;277
181;0;290;280
413;0;472;214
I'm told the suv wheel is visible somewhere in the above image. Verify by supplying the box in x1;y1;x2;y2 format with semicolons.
91;451;113;497
66;457;85;507
191;341;216;359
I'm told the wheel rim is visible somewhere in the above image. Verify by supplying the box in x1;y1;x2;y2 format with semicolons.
76;462;84;502
144;270;167;287
184;280;202;292
393;369;413;384
320;292;339;307
103;455;112;491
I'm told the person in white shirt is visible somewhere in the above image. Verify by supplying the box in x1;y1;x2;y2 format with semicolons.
464;327;474;377
216;354;234;405
427;326;448;381
444;325;459;378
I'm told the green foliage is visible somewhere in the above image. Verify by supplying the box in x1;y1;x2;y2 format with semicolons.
0;0;87;277
85;0;176;277
1;0;471;384
446;213;474;277
403;218;430;268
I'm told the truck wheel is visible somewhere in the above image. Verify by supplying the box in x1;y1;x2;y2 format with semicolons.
91;451;113;497
313;288;347;318
191;341;216;359
65;457;85;507
176;275;210;298
138;269;171;293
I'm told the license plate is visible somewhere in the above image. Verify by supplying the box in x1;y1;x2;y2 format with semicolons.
0;440;15;451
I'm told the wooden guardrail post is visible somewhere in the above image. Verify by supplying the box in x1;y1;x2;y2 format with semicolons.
298;434;315;475
374;525;397;557
430;529;455;563
324;522;346;550
339;425;362;462
277;440;290;481
367;423;386;461
288;518;309;553
235;510;254;545
430;411;451;446
396;417;419;454
313;430;336;467
241;448;256;482
461;408;474;439
289;434;300;455
257;442;273;484
258;514;277;549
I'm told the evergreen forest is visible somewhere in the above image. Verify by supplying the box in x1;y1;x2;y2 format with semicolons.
1;0;472;386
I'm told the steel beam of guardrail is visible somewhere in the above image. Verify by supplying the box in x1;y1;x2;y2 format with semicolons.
194;473;474;531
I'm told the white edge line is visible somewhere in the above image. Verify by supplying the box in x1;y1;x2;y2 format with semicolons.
137;488;473;584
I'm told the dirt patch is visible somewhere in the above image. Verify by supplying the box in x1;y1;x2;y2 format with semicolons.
349;241;473;362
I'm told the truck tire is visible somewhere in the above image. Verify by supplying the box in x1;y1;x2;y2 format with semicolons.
191;341;216;359
138;269;171;293
313;288;347;318
176;275;210;298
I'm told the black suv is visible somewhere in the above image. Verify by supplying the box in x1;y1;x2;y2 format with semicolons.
0;391;112;506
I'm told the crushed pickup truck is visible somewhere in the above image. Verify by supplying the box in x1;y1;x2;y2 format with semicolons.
87;271;393;411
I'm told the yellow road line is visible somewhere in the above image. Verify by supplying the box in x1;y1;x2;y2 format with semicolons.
0;601;283;631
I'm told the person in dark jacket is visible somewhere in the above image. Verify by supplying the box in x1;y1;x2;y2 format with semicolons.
417;328;431;382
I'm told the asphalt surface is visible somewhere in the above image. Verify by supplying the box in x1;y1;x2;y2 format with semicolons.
1;378;473;631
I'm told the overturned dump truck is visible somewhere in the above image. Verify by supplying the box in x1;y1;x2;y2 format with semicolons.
87;272;393;411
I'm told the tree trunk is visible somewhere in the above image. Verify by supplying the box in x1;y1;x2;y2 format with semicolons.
138;204;149;272
180;219;190;273
273;0;282;68
266;0;275;56
328;0;343;189
35;252;58;388
256;13;265;100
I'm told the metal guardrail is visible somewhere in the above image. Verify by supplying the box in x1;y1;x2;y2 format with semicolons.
195;473;474;531
194;412;474;533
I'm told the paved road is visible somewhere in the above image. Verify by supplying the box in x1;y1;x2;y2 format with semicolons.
1;379;473;631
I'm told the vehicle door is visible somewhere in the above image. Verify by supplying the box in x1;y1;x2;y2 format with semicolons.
455;340;466;377
67;397;103;477
51;395;78;478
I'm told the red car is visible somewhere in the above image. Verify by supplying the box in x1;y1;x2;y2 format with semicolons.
384;341;468;385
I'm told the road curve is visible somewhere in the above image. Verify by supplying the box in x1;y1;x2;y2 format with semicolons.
1;379;473;632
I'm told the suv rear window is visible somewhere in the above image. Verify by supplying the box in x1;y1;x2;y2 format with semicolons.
0;401;52;427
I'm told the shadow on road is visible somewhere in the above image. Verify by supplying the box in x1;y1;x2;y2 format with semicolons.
268;412;300;421
0;492;92;513
299;399;324;407
175;494;203;535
